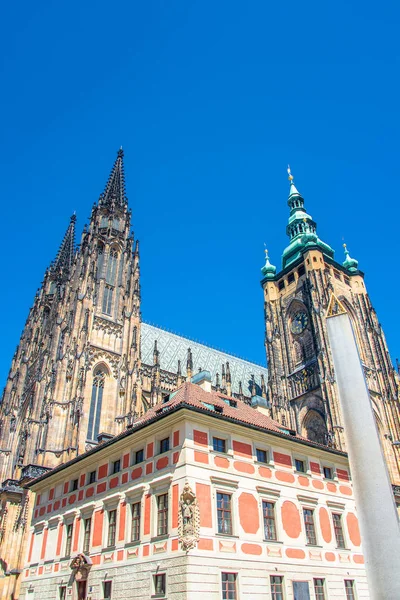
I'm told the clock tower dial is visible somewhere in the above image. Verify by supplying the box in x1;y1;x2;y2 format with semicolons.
291;311;308;335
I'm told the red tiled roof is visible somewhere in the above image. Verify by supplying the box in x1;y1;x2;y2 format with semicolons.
26;382;345;488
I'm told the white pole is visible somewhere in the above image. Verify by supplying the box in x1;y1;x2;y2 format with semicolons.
326;306;400;599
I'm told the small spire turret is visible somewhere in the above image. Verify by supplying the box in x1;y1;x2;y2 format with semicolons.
50;214;76;282
261;247;276;279
342;243;359;273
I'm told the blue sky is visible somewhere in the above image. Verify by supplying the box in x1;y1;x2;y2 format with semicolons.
1;1;399;386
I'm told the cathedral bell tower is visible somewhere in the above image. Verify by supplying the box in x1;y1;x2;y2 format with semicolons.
0;149;142;479
261;168;400;484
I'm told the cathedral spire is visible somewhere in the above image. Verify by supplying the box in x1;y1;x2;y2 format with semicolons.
281;166;334;269
342;243;359;273
50;214;76;281
99;148;127;209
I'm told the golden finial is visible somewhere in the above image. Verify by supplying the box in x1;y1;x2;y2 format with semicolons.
287;165;294;182
264;243;269;260
343;242;347;250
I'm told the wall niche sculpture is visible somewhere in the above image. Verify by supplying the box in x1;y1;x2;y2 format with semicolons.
178;481;200;551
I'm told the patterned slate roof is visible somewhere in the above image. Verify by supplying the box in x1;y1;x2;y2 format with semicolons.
141;322;268;397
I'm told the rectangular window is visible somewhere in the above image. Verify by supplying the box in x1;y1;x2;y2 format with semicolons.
295;459;305;473
344;580;356;600
314;579;326;600
65;523;73;556
159;438;170;454
262;501;277;541
278;280;285;291
112;459;120;474
131;502;141;542
154;573;166;596
59;586;67;600
157;494;168;536
107;510;117;547
323;466;333;479
88;470;96;484
288;272;295;284
213;437;226;453
298;264;306;277
334;269;341;280
256;448;268;463
70;479;78;492
221;573;237;600
303;508;317;545
217;492;232;535
83;517;91;554
333;513;346;548
103;581;112;600
134;449;144;464
270;576;284;600
102;285;114;315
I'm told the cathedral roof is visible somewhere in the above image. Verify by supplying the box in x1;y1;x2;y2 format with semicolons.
141;322;268;396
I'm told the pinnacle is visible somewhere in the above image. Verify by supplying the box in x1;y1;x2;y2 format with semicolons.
99;149;127;208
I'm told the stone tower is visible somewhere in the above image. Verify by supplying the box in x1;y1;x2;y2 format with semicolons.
0;149;142;480
261;168;400;483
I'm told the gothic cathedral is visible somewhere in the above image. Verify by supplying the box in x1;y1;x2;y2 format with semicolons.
0;152;399;488
261;169;400;484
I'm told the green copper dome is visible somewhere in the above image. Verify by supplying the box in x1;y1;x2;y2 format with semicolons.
342;244;359;272
281;169;334;269
261;249;276;279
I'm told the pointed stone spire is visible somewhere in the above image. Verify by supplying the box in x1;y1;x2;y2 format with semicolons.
282;166;334;269
238;380;244;400
342;243;359;273
186;348;193;381
177;360;183;387
99;148;127;209
215;373;221;391
50;214;76;281
250;374;257;397
153;340;160;366
221;364;226;392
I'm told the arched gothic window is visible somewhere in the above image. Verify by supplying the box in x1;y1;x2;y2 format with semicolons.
97;243;104;280
106;249;118;285
87;366;108;441
293;340;303;365
302;410;327;445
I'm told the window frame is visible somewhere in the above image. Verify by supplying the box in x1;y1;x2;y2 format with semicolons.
323;465;333;479
134;448;144;464
294;458;306;473
64;522;73;557
82;516;92;554
216;491;233;536
303;507;317;546
212;436;227;454
70;479;78;492
153;573;166;597
103;580;112;600
332;512;346;549
255;447;268;464
112;459;121;475
221;572;238;600
344;579;356;600
87;470;96;485
270;575;285;600
314;578;326;600
159;437;170;455
107;509;117;547
157;493;169;537
262;499;277;541
131;501;141;543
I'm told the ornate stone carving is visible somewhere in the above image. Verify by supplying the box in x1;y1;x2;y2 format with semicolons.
178;482;200;552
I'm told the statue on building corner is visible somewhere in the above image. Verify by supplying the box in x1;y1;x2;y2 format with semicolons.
178;481;200;552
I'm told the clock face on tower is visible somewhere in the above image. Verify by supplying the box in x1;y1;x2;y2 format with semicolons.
291;311;308;334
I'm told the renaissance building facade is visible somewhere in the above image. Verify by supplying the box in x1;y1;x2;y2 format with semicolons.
0;151;398;599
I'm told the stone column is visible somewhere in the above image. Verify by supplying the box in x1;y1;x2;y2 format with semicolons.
326;307;400;599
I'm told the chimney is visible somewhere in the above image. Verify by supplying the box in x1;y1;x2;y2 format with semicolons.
191;370;212;393
97;432;114;444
